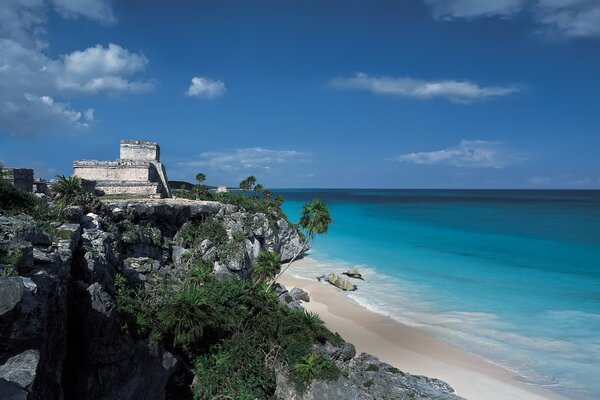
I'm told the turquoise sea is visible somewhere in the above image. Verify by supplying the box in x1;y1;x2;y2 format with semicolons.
276;189;600;400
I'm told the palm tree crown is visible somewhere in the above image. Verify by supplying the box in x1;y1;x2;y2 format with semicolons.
299;199;332;240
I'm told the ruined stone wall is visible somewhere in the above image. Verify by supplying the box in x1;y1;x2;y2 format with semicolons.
73;161;152;182
2;168;33;192
119;140;160;161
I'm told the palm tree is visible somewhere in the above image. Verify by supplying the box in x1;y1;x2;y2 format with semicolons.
52;175;83;204
195;172;208;199
195;172;206;184
239;178;250;192
269;199;332;289
246;176;257;189
254;183;264;197
251;250;281;286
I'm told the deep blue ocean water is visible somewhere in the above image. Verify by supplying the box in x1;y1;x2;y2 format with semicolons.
276;189;600;400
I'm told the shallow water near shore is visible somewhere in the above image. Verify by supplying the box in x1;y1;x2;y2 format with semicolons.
276;189;600;400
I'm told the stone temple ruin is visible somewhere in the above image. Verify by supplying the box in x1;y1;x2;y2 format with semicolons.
73;139;172;198
2;168;33;192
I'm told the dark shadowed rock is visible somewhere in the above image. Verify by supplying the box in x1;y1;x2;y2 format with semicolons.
0;278;24;317
290;287;310;302
0;349;39;389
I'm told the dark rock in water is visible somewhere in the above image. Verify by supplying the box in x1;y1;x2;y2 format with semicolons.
343;267;364;280
290;287;310;302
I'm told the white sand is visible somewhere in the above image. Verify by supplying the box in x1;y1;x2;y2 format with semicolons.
279;260;565;400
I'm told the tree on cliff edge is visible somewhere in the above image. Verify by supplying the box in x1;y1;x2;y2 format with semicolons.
269;198;332;289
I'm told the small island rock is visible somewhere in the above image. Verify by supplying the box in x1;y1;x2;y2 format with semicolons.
327;272;357;291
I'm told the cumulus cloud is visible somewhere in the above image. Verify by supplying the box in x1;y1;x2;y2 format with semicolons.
395;140;522;168
423;0;600;39
330;73;520;103
425;0;525;19
52;0;116;25
180;148;312;173
186;76;227;99
57;43;154;94
0;0;155;135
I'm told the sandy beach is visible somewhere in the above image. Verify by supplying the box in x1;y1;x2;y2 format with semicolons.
279;259;565;400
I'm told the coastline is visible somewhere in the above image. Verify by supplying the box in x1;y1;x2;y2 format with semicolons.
279;258;565;400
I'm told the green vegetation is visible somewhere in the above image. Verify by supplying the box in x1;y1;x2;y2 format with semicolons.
0;266;18;277
179;217;228;249
0;246;22;266
251;250;281;286
270;198;332;288
366;364;380;372
114;265;344;398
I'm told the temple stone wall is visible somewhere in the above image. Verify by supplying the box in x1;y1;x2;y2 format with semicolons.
73;139;171;198
119;140;160;161
2;168;33;192
73;161;152;182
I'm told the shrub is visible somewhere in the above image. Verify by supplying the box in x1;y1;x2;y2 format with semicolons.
193;333;276;400
0;246;22;266
291;354;340;390
179;217;228;249
251;250;281;286
0;178;36;214
157;285;211;349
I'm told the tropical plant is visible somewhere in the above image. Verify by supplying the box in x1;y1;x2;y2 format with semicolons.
274;194;284;207
269;199;332;288
251;250;281;286
254;183;264;197
297;311;325;336
195;172;206;184
263;190;272;199
52;175;83;204
157;285;211;348
245;175;256;189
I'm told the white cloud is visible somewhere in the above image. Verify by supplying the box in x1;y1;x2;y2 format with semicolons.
58;43;154;94
423;0;600;39
180;147;312;173
425;0;525;19
534;0;600;38
0;1;155;135
395;140;522;168
186;76;226;99
52;0;116;25
330;73;520;103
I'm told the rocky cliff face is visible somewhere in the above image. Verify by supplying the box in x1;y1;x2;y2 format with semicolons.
0;199;307;400
0;199;461;400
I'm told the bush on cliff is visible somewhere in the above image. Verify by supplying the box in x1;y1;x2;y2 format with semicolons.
114;268;343;398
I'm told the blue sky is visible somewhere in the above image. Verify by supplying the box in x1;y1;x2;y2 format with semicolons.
0;0;599;188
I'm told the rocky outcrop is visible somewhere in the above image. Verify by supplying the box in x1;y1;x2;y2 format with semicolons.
0;216;77;400
327;272;357;291
343;268;364;280
0;199;309;400
275;353;463;400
